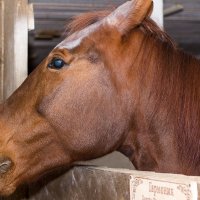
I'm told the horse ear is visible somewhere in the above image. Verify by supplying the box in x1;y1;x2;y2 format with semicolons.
106;0;153;34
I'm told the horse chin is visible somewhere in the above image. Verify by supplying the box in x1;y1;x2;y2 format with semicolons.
0;178;17;196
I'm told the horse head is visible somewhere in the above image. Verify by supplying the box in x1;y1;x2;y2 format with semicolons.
0;0;180;195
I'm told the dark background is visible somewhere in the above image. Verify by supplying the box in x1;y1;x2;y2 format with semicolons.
28;0;200;73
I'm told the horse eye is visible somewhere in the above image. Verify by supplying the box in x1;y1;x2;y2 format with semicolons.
48;58;66;69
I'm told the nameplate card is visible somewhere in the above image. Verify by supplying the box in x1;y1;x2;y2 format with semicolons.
130;176;198;200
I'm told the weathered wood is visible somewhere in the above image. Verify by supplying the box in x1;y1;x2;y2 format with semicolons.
0;0;31;101
1;166;200;200
164;0;200;21
0;0;4;102
27;167;200;200
28;4;35;31
164;0;200;57
31;0;200;57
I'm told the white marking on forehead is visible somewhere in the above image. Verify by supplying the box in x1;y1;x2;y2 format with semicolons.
106;1;134;27
56;21;102;50
55;1;136;50
61;37;82;50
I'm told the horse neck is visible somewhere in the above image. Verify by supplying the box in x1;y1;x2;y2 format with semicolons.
119;33;200;175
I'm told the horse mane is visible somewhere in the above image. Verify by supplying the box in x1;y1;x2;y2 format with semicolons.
66;10;175;47
66;10;111;35
67;10;200;172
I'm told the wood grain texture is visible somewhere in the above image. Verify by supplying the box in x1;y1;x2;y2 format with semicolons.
164;0;200;57
1;0;28;100
30;0;200;57
0;0;4;102
1;166;200;200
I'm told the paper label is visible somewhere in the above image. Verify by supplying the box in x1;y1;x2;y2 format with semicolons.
130;176;198;200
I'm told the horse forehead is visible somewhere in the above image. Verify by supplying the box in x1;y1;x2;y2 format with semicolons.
55;4;133;51
56;21;102;50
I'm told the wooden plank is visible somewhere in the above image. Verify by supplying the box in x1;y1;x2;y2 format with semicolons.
164;0;200;20
30;0;125;4
28;167;200;200
0;0;4;102
165;20;200;44
1;166;200;199
28;4;35;31
2;0;29;100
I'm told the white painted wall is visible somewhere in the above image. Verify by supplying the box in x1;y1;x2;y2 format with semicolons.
151;0;163;27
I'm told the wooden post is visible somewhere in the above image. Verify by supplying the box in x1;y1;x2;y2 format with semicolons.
0;0;33;102
0;0;4;102
151;0;163;27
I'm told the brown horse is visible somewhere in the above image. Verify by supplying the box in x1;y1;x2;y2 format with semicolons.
0;0;200;195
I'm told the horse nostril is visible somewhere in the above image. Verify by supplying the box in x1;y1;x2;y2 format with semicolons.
0;157;13;174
